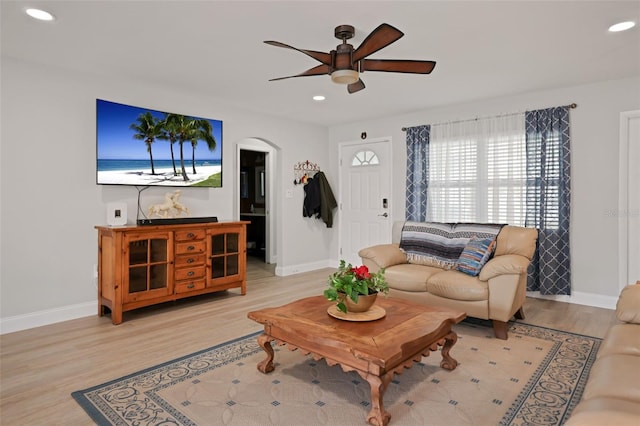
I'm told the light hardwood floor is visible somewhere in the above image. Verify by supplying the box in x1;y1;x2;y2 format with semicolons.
0;259;619;425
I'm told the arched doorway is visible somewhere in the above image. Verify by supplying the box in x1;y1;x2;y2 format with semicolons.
236;138;278;267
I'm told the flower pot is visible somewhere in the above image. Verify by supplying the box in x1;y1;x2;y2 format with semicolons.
344;292;378;313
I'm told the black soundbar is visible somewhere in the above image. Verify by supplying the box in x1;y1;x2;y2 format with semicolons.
137;217;218;226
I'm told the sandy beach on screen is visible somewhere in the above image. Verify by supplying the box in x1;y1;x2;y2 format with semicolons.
98;165;221;186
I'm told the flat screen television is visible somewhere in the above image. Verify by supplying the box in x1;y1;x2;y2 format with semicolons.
96;99;223;188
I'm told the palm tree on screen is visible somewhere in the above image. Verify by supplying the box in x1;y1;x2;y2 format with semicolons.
158;113;179;176
162;114;191;181
188;119;216;174
130;112;162;175
159;114;217;181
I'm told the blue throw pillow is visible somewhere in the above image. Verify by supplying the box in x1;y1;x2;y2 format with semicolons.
456;236;497;276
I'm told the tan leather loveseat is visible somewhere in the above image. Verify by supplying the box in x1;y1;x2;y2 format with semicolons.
564;283;640;425
358;221;538;339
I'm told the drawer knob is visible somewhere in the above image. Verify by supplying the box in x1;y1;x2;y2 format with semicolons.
187;283;195;289
187;258;194;263
188;271;195;277
187;245;195;251
187;233;195;238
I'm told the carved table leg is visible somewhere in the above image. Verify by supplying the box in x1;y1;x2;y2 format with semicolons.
363;373;393;426
256;333;275;373
439;331;459;371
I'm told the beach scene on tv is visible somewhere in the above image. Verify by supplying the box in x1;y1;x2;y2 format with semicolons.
97;99;222;187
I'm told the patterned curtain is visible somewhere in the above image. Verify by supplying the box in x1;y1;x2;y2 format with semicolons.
525;106;571;295
405;125;431;221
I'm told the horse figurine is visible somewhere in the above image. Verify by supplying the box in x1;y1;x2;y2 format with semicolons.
148;192;175;218
170;190;189;216
147;190;190;218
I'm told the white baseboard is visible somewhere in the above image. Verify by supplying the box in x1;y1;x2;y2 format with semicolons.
275;259;334;276
1;281;619;335
526;291;618;310
0;301;95;335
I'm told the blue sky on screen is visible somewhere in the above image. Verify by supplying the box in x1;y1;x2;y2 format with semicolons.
97;99;222;160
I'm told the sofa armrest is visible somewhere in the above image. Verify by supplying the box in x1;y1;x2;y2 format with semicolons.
616;283;640;324
358;244;407;269
479;254;530;281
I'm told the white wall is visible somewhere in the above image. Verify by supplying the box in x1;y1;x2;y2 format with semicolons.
0;57;333;332
329;76;640;306
2;55;637;332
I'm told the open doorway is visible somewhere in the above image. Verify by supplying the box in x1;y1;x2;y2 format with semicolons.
236;139;278;277
240;149;268;262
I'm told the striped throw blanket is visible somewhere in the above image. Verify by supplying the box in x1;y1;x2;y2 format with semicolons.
399;221;505;269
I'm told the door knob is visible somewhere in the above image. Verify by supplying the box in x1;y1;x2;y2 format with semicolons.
378;213;388;217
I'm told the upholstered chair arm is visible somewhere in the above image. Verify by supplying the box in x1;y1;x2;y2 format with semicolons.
616;283;640;324
487;273;528;323
358;244;407;272
479;254;530;281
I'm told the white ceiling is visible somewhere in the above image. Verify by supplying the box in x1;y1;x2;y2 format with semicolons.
2;1;639;127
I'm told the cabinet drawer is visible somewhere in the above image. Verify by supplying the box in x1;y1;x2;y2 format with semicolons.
174;253;206;268
175;240;205;255
175;229;206;241
175;266;206;281
175;279;206;294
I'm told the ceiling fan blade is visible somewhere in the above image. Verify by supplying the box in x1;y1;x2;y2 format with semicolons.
361;59;436;74
347;79;366;94
352;23;404;62
268;64;331;81
264;41;332;65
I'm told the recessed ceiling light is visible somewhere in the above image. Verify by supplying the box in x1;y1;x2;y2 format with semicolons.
608;21;635;32
25;8;55;21
313;95;325;101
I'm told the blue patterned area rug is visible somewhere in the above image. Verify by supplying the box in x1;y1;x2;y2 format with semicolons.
72;321;600;425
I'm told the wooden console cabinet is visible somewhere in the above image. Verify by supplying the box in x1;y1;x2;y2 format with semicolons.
96;221;248;324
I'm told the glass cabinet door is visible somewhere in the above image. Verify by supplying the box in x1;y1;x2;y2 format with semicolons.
124;232;173;301
208;230;241;283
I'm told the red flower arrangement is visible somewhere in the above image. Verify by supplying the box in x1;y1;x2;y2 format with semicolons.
324;260;388;313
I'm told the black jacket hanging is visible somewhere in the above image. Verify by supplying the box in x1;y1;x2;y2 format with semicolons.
302;171;337;228
303;177;320;218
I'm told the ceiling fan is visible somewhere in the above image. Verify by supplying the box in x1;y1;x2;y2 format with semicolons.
264;23;436;94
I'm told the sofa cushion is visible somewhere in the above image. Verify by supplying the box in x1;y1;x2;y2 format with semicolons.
426;270;489;301
616;283;640;324
384;264;442;292
581;354;640;403
456;236;497;276
597;323;640;359
565;397;640;426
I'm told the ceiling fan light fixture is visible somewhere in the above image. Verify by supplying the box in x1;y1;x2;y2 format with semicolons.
331;69;359;85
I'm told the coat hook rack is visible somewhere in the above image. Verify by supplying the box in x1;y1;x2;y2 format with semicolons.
293;160;321;185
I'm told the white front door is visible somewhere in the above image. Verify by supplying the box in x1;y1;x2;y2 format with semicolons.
339;138;392;266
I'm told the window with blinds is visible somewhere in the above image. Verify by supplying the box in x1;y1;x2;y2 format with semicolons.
426;114;527;226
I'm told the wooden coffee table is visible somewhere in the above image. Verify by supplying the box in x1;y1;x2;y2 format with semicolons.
247;296;466;426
